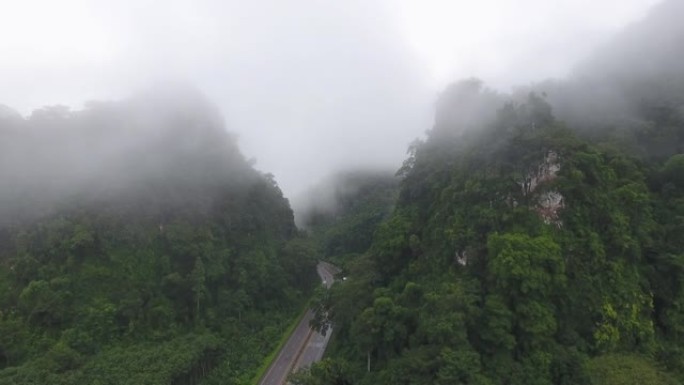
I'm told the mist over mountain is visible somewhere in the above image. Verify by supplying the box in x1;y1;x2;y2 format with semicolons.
292;169;397;228
0;87;264;223
1;1;683;384
0;89;316;384
525;0;684;157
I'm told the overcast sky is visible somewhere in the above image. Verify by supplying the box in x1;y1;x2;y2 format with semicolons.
0;0;661;199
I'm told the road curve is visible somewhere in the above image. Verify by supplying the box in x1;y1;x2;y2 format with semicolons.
258;262;337;385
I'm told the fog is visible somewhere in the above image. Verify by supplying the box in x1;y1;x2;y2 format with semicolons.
0;87;260;226
524;0;684;134
1;0;676;223
291;168;398;228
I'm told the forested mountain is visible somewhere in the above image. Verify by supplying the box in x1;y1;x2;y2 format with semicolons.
0;90;318;384
295;3;684;384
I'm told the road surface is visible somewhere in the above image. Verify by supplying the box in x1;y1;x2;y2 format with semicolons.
291;263;337;372
292;324;333;371
258;262;337;385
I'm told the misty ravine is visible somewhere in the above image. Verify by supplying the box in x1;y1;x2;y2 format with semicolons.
1;1;684;385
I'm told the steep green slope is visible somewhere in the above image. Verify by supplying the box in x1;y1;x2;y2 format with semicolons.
0;92;318;384
297;82;684;384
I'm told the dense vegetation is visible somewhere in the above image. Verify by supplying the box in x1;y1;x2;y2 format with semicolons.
2;2;683;384
295;3;684;383
0;92;318;384
297;84;684;385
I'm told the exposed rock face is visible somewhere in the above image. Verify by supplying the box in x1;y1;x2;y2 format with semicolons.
455;250;468;266
535;151;563;226
538;190;564;226
516;151;564;226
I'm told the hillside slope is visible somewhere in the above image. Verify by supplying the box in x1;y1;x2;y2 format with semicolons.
0;91;318;384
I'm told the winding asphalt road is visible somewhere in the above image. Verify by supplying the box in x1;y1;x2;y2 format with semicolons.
258;262;337;385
